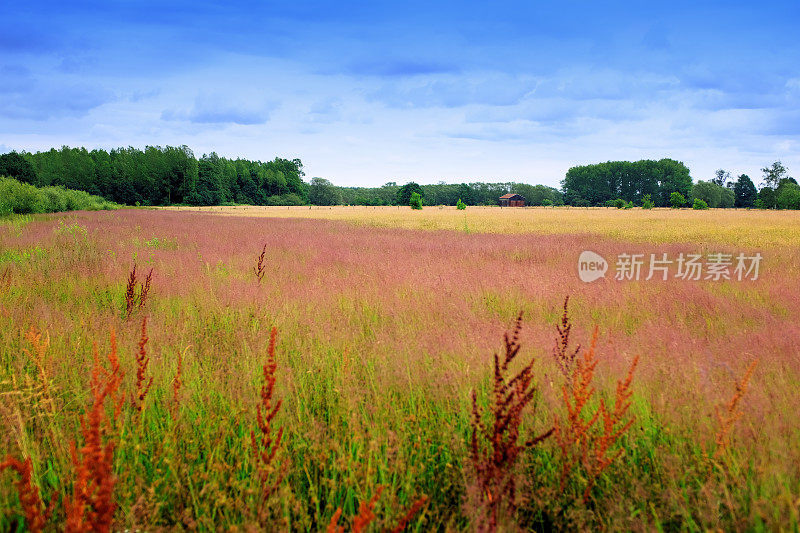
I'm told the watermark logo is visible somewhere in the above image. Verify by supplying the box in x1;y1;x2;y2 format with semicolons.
578;251;762;282
578;250;608;282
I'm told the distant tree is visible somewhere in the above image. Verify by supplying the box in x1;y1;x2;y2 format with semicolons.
458;183;475;205
761;161;789;188
308;177;342;206
669;192;685;208
712;169;731;187
641;194;654;209
562;159;691;206
776;182;800;209
514;183;562;206
409;191;423;210
733;174;757;208
719;187;735;208
692;181;733;208
397;182;423;206
456;198;466;210
692;198;709;210
757;187;777;209
0;152;37;184
190;152;227;206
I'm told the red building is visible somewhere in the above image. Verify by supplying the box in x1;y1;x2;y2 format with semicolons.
499;193;525;207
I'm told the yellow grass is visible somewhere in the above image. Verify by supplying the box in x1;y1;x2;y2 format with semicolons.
162;206;800;248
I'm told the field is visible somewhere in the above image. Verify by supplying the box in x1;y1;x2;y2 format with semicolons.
1;206;799;531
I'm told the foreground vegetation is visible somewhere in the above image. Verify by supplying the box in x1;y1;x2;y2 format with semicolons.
1;209;798;530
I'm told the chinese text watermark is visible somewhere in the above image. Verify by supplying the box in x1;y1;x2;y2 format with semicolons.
578;251;762;283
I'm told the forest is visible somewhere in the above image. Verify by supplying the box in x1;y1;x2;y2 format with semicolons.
0;146;798;209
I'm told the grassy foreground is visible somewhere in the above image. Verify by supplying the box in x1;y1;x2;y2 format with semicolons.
1;208;799;531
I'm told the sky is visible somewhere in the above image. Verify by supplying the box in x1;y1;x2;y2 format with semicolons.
1;1;799;187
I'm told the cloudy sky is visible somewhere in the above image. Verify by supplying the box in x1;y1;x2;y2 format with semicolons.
1;1;799;187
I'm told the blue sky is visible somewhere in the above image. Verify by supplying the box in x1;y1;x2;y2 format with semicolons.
1;1;799;187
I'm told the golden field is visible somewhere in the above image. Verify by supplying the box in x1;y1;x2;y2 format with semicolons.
165;205;800;248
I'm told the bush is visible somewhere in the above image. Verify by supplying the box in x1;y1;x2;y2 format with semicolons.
0;176;117;215
669;192;685;208
605;198;626;209
641;194;654;209
692;198;709;210
623;201;634;209
542;198;553;207
456;198;466;210
409;192;423;210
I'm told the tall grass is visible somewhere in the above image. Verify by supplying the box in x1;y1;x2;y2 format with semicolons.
0;209;797;530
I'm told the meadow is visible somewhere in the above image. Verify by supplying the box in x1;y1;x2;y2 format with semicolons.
1;206;799;531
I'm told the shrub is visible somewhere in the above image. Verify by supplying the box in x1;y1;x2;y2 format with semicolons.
623;201;634;209
542;198;553;207
641;194;654;209
693;198;709;210
0;176;116;215
409;192;423;210
669;191;685;208
456;198;466;210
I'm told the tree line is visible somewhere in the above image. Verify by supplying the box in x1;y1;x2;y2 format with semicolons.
308;178;563;206
0;146;797;209
0;146;307;206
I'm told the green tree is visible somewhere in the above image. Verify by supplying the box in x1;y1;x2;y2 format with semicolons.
761;161;788;188
308;177;342;206
641;194;654;209
456;198;466;210
458;183;475;205
397;182;424;206
562;159;691;206
733;174;757;208
757;187;777;209
669;192;685;208
693;198;709;210
0;152;37;184
776;182;800;209
712;169;731;187
691;181;733;208
409;191;423;209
